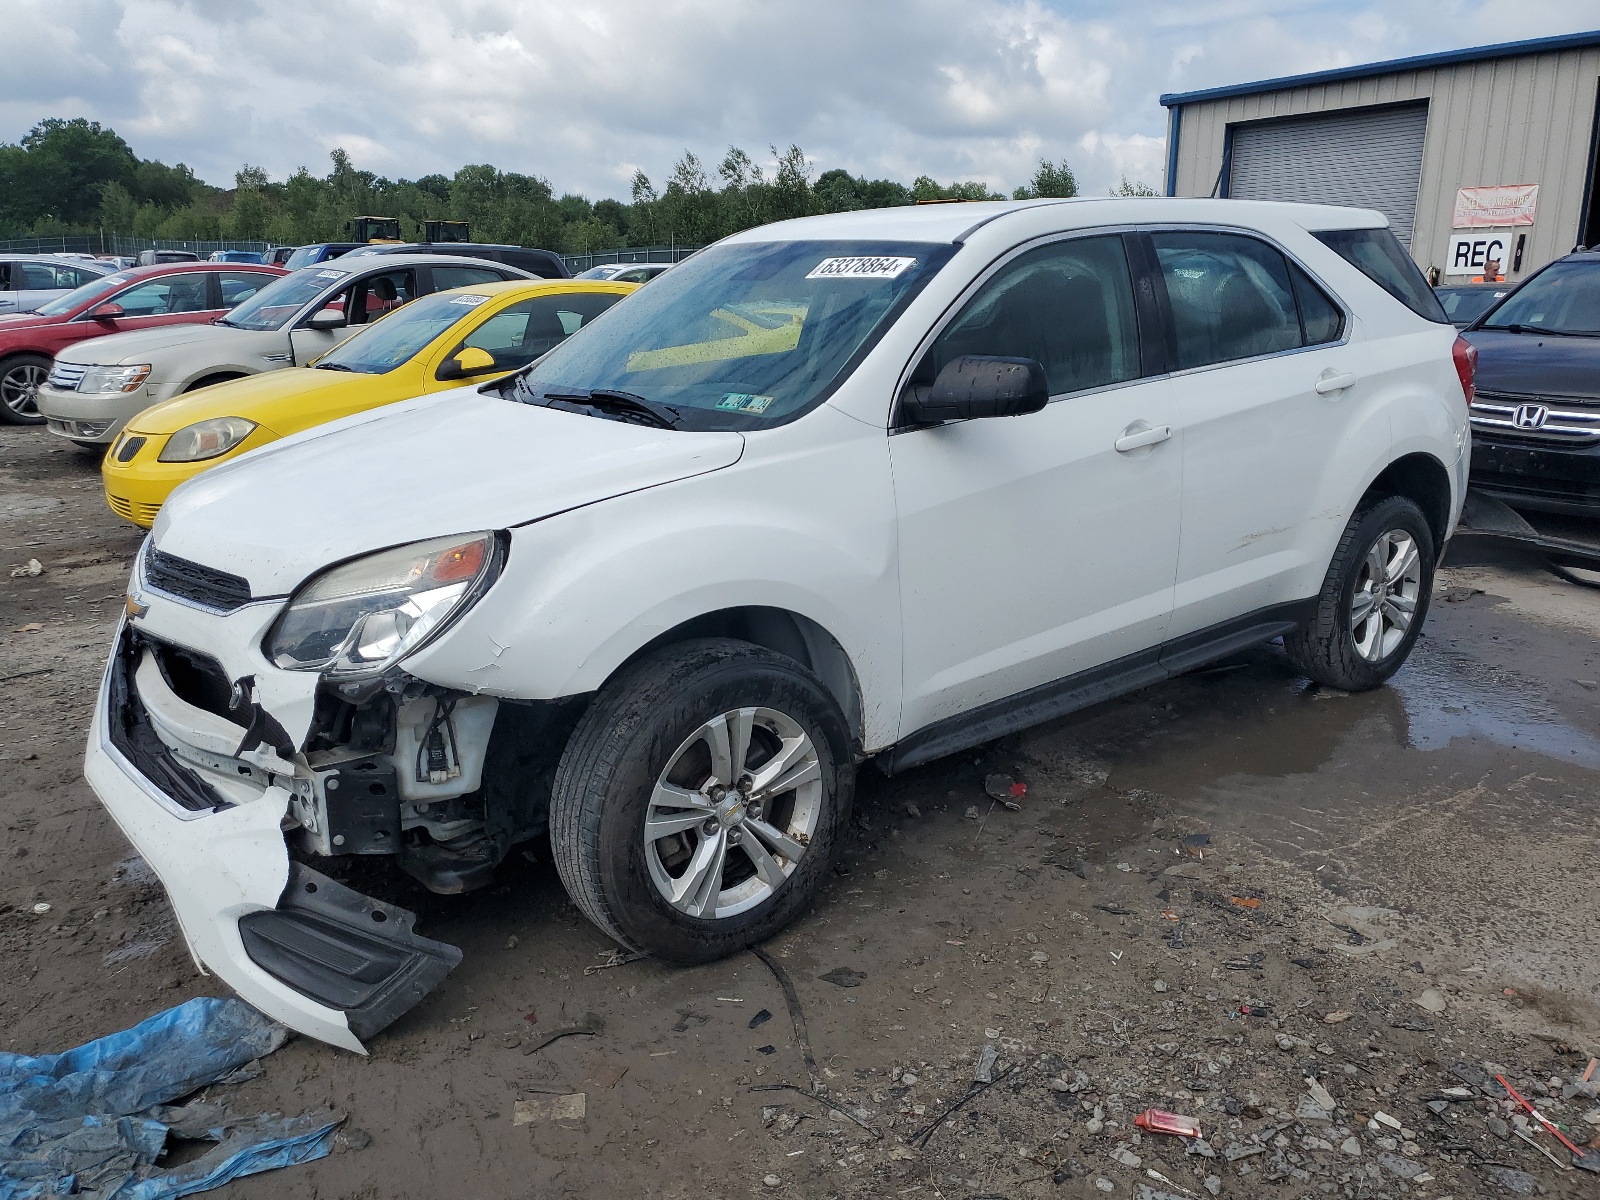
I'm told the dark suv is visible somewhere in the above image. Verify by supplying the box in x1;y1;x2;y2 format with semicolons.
1464;252;1600;515
343;242;569;279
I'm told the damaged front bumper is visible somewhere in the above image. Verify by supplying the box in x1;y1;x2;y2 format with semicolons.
86;622;462;1053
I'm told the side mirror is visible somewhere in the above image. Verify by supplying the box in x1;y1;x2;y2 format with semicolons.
90;302;125;320
304;309;347;331
436;346;497;380
901;355;1050;424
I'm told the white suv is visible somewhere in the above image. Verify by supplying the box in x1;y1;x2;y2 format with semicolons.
87;198;1472;1050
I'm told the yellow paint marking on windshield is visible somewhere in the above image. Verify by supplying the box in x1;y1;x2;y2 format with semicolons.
626;303;806;371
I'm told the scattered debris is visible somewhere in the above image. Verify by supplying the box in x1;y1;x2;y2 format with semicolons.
9;558;42;577
1416;987;1448;1013
973;1044;998;1084
1227;896;1261;909
0;998;339;1199
512;1094;586;1124
1322;1010;1351;1024
30;902;50;915
520;1012;604;1055
818;967;865;988
13;622;44;633
1134;1109;1201;1138
583;948;645;975
749;1008;772;1029
983;773;1027;811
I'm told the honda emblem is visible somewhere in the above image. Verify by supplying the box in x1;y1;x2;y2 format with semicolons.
1511;403;1548;430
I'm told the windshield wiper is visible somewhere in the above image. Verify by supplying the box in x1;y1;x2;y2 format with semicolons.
1485;322;1593;337
314;361;356;371
517;385;683;430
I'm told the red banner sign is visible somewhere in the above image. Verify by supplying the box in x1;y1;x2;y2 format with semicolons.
1453;184;1538;228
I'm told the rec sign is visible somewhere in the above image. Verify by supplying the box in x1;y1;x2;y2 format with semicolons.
1444;232;1511;277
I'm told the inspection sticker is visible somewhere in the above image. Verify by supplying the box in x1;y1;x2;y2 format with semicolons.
717;392;774;412
806;256;916;280
315;269;348;279
448;294;490;306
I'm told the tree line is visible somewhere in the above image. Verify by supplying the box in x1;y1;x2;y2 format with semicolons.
0;117;1154;252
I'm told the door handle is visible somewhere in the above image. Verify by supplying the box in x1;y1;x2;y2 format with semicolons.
1315;372;1356;394
1114;423;1172;453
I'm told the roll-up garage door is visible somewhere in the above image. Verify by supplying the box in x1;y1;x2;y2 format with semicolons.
1228;103;1429;248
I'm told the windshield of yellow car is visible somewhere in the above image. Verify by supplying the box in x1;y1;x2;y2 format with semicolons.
312;291;491;373
514;240;955;430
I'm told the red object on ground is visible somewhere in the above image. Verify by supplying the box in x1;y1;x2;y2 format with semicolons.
1497;1074;1584;1155
1134;1108;1201;1138
1009;782;1027;797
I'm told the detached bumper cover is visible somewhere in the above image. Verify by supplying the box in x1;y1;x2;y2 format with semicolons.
85;629;461;1052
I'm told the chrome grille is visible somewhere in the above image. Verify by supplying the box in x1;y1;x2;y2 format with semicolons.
47;361;86;391
1470;390;1600;444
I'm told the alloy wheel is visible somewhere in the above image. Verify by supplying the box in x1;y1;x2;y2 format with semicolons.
1350;529;1422;662
1;363;46;417
644;705;822;920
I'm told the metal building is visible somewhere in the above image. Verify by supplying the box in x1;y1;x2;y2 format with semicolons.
1161;30;1600;283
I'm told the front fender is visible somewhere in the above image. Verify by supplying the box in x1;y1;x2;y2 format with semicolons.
403;406;903;751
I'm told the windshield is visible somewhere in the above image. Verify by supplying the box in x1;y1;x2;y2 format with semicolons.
1480;261;1600;334
34;273;130;317
1436;286;1506;326
517;240;953;429
221;267;346;331
284;246;328;271
314;291;489;373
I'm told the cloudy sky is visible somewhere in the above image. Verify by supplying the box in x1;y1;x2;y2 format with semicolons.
4;0;1597;201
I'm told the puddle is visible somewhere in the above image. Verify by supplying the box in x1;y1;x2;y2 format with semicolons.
1389;641;1600;768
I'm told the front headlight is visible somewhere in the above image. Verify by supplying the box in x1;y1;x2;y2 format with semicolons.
265;532;502;676
79;364;152;394
158;417;258;462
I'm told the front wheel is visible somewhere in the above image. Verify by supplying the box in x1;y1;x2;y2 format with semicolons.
549;639;854;963
0;354;51;425
1284;494;1435;690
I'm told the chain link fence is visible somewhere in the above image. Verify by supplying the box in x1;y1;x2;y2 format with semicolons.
1;235;700;274
0;235;270;258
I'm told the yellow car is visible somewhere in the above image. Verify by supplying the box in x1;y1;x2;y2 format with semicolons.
102;278;636;527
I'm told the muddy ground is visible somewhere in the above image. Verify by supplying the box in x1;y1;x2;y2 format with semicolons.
3;422;1599;1200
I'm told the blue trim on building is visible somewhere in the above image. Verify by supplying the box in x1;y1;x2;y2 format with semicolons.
1159;28;1600;107
1164;106;1182;196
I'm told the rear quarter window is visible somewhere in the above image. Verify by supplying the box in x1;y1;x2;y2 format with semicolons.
1313;227;1448;324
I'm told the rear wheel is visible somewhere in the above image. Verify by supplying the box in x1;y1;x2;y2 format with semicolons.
549;638;854;963
0;354;50;425
1284;495;1435;690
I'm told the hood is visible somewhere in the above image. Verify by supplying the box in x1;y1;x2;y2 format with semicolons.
127;366;355;435
1464;328;1600;400
57;322;241;365
153;390;745;595
0;311;61;332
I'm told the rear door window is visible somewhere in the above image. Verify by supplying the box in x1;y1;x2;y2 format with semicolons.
432;265;506;291
349;269;417;324
1312;227;1448;323
918;234;1143;398
1150;232;1305;369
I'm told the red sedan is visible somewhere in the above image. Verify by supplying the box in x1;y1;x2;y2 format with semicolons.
0;262;285;425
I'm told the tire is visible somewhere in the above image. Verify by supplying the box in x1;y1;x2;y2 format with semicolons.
549;638;855;963
1284;494;1436;690
184;373;245;393
0;354;51;425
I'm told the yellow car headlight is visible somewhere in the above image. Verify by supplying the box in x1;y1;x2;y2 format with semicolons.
158;417;258;463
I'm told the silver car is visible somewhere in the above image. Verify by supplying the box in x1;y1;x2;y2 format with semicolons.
37;254;533;448
0;255;116;314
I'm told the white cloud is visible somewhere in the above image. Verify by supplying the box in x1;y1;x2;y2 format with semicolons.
0;0;1594;202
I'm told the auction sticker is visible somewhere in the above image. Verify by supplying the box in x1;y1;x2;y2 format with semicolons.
315;269;347;279
448;294;490;306
806;256;916;280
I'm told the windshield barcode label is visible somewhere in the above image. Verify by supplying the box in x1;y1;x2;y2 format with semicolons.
806;256;917;280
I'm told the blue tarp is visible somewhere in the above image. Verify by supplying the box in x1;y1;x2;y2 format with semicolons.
0;998;343;1200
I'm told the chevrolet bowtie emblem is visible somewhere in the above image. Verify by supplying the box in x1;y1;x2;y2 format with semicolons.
124;592;149;620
